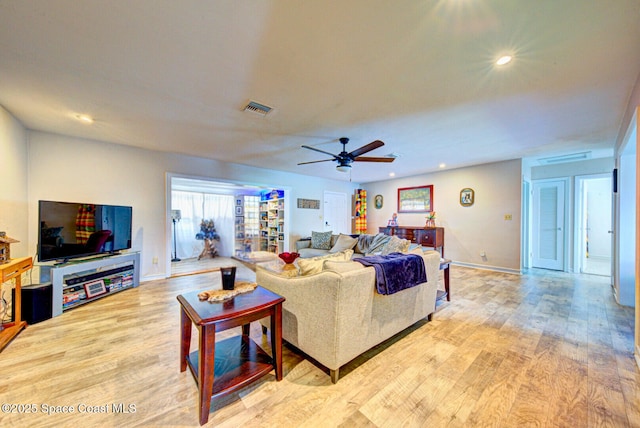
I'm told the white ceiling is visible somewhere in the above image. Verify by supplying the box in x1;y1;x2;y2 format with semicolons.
1;1;639;183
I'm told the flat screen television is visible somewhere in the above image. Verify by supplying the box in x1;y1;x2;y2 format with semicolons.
38;200;132;263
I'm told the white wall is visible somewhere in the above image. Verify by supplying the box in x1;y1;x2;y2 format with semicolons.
613;70;639;366
363;159;522;272
27;131;359;280
618;151;635;306
0;106;29;257
531;157;613;180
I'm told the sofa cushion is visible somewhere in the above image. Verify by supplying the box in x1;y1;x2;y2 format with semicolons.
311;230;333;250
409;246;425;255
298;247;333;258
329;234;358;253
323;260;365;273
297;249;353;275
295;239;311;250
381;235;411;255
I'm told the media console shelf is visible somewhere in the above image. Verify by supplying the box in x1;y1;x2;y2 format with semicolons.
40;252;140;317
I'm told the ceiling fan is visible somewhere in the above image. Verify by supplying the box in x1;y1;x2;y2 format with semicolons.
298;137;395;172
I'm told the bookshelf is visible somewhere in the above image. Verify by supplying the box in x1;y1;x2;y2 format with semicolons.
259;190;285;254
234;195;260;256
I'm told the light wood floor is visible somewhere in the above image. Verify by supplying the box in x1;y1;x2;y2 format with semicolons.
0;266;638;427
170;256;251;278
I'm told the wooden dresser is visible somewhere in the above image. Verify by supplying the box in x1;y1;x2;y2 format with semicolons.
379;226;445;256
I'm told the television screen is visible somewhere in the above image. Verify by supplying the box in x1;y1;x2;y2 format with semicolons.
38;200;132;263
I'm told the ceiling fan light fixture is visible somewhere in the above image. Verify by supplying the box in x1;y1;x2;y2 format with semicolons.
75;114;94;124
298;137;393;172
496;55;513;66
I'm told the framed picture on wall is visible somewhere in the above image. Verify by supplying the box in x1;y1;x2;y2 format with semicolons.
398;185;433;213
374;194;383;209
460;188;474;206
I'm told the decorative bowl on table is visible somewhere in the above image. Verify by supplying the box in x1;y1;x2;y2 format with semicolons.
278;252;300;264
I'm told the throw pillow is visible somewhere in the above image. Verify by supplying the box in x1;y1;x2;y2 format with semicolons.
329;234;358;253
297;250;353;275
381;235;411;255
311;230;333;250
366;233;391;255
355;234;376;254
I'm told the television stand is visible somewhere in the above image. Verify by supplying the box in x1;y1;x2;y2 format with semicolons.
40;252;140;317
53;251;123;266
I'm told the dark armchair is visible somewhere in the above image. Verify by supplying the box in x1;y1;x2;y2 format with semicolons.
84;230;112;253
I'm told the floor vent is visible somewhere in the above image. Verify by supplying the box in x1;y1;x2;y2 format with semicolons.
243;101;273;116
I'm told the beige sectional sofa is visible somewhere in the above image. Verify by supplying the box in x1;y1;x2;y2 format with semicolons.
295;232;414;259
256;249;441;383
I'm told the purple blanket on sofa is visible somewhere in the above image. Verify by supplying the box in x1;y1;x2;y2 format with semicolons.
354;253;427;295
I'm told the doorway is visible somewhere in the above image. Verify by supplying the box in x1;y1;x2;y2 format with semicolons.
167;176;289;278
323;191;349;234
576;174;612;276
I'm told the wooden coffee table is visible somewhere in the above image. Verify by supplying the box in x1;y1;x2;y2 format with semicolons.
177;286;285;425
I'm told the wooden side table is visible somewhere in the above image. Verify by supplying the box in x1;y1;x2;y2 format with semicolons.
177;286;285;425
437;259;451;302
197;237;219;260
0;257;33;352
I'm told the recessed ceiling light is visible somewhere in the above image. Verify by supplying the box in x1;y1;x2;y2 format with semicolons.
496;55;512;66
75;114;94;124
389;172;395;177
439;163;446;169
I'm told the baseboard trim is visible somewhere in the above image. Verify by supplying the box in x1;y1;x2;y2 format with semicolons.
451;261;521;275
141;273;166;282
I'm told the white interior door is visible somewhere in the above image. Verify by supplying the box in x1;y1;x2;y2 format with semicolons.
532;180;565;270
323;191;349;234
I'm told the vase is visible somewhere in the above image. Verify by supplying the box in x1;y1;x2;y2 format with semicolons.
278;252;300;264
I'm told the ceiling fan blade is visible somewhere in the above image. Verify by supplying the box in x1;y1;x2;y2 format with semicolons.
348;140;384;158
354;156;395;163
301;145;339;159
297;159;334;165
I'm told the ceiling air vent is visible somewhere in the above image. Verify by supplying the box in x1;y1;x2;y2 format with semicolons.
243;100;273;116
538;151;591;165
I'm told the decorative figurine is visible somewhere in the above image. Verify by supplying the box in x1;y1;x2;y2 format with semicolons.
387;213;398;227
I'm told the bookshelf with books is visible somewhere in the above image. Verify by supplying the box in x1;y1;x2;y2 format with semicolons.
259;189;285;254
234;195;260;256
